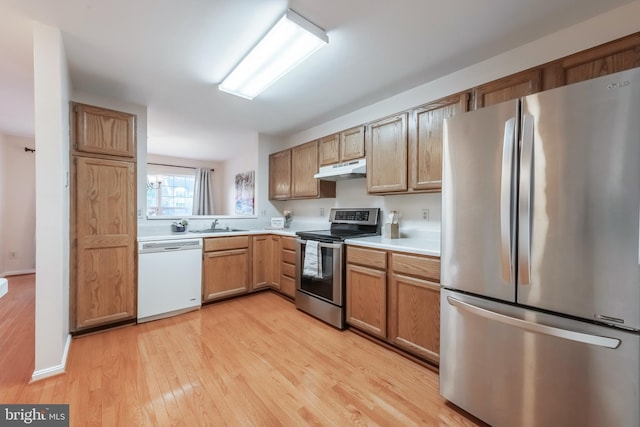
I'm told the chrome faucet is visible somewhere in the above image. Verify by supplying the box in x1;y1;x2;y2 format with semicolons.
211;219;219;229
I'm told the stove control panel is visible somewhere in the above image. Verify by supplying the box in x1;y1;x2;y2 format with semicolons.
329;208;379;225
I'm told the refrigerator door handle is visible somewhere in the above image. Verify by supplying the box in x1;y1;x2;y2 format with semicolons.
500;117;517;282
518;113;535;285
447;296;621;349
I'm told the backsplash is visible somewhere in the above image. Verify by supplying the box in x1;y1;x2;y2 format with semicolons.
276;179;441;233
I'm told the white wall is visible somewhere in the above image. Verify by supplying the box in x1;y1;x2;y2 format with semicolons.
32;22;71;380
1;135;36;276
271;1;640;233
0;132;5;275
223;144;258;215
256;133;288;226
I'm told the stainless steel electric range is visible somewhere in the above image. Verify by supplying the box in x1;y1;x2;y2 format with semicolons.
295;207;380;329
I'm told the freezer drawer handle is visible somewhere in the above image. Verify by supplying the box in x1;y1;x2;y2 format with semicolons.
447;296;621;349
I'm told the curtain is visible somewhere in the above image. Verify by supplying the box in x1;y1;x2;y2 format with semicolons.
192;168;215;215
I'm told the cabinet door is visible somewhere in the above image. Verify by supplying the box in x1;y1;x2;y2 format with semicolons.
291;140;320;197
203;249;250;301
340;126;365;161
366;113;408;193
73;156;136;330
410;93;469;191
72;103;136;158
269;150;291;200
552;34;640;86
473;69;542;109
388;273;440;363
252;235;269;290
269;235;281;289
346;264;387;339
318;133;340;166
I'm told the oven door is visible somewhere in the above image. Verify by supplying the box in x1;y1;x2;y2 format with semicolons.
296;238;343;305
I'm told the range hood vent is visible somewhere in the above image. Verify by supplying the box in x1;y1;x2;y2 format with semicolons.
314;158;366;181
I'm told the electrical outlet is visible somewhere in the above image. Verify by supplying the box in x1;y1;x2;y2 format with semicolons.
422;209;430;221
261;209;267;217
320;208;325;216
8;251;16;259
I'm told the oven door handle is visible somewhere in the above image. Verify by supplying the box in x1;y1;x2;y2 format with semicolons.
296;238;343;250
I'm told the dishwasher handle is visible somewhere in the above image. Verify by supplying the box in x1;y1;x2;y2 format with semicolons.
139;240;202;254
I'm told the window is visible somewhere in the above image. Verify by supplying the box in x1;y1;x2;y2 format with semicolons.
146;167;196;217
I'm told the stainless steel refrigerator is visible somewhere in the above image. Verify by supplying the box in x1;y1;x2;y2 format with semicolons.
440;67;640;427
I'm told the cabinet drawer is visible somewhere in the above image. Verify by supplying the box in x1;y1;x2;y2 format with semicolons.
282;249;296;265
204;236;249;252
281;237;297;251
280;274;295;298
282;262;295;278
347;246;387;269
391;253;440;282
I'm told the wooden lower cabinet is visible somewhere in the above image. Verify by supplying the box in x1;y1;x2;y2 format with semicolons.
388;273;440;363
203;236;250;301
269;235;281;290
252;235;281;291
346;245;441;364
346;263;387;339
280;236;297;298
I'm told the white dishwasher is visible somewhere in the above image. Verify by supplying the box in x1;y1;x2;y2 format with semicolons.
138;238;202;323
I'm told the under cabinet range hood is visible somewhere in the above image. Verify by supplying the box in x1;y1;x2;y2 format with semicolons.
314;158;366;181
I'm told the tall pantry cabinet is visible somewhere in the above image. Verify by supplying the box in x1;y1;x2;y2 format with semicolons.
69;103;137;333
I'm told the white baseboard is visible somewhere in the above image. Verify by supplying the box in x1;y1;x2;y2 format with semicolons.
0;278;7;299
1;269;36;277
30;334;72;382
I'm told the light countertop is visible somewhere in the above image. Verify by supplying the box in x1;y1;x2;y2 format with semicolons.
137;228;297;242
138;226;441;257
345;234;440;257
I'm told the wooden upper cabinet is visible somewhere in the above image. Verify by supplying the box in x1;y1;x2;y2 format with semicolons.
340;126;365;162
72;103;136;159
473;68;542;109
269;142;335;201
291;140;336;199
292;141;320;197
550;33;640;87
409;93;469;192
366;113;408;193
318;133;340;166
318;126;366;167
269;149;291;200
73;156;136;331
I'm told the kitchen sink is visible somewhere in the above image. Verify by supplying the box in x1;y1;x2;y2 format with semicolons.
189;228;246;233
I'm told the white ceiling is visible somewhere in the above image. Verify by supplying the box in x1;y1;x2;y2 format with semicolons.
0;0;634;160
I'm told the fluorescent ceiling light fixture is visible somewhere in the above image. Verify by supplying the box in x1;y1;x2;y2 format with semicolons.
218;9;328;100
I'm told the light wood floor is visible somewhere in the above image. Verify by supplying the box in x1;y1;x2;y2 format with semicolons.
0;274;483;426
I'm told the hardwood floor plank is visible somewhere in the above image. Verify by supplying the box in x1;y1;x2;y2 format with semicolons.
1;276;485;426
